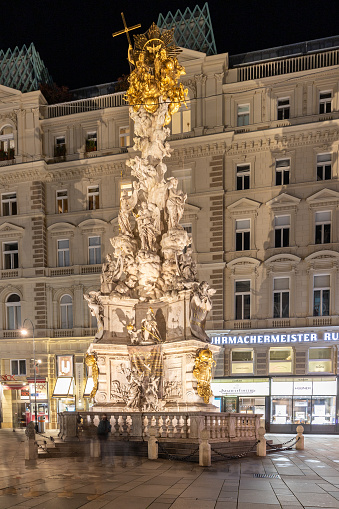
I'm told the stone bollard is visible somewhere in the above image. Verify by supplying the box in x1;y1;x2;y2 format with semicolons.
295;425;304;450
148;426;158;460
25;422;38;463
256;426;266;457
199;428;211;467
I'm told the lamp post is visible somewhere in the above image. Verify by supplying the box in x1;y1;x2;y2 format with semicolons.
21;319;38;433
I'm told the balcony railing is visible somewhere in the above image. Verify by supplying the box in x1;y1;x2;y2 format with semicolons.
236;48;339;81
43;91;127;119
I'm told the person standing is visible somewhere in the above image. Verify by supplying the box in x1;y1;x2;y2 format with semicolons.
97;414;111;463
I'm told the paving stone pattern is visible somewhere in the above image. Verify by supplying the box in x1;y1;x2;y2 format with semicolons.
2;431;339;508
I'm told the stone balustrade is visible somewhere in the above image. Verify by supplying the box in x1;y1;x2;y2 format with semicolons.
59;411;261;442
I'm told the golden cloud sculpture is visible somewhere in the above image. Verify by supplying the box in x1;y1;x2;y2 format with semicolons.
126;23;188;125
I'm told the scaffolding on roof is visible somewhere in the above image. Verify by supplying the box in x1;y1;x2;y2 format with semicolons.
0;43;53;93
157;2;217;56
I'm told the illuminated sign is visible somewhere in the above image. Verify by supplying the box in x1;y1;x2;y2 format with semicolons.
57;355;73;377
210;332;339;346
211;380;269;396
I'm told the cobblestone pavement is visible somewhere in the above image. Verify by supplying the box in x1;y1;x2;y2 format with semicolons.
2;430;339;508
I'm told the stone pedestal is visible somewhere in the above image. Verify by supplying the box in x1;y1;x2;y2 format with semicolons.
88;338;219;412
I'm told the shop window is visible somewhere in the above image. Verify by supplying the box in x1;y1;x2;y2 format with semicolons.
275;159;290;186
88;236;101;264
87;185;99;210
313;274;330;316
319;91;332;114
315;211;331;244
293;398;311;424
11;359;26;376
3;241;18;269
0;125;15;160
271;396;292;424
236;219;250;251
308;347;333;373
6;293;21;330
119;126;130;148
236;164;250;190
312;396;335;424
56;190;68;213
277;98;290;120
231;349;254;374
2;192;17;216
273;277;289;318
317;153;331;181
86;131;97;152
239;397;265;419
269;347;293;374
274;215;290;247
57;239;70;267
235;280;250;320
237;104;249;126
60;294;73;329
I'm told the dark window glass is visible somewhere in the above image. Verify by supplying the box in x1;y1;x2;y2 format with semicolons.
273;293;280;318
323;290;330;316
243;294;250;319
276;171;282;186
315;225;322;244
313;290;320;316
236;176;242;190
243;231;250;250
281;292;289;318
283;171;290;185
235;295;242;320
325;165;331;180
244;175;250;189
275;229;281;248
324;224;331;243
283;228;289;247
236;232;242;251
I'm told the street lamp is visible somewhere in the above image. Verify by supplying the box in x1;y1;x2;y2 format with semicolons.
21;319;38;433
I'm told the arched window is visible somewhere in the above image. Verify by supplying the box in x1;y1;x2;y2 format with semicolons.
60;294;73;329
0;126;14;161
6;293;21;330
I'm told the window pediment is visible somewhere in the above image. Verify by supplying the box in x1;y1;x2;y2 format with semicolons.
48;222;75;237
78;218;107;234
264;253;301;272
227;256;260;275
228;198;261;216
306;188;339;208
0;222;24;238
266;193;300;210
305;249;339;270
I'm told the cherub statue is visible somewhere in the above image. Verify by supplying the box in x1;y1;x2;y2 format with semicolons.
190;281;216;342
127;324;141;345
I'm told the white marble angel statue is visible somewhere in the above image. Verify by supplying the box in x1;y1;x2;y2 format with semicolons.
190;281;216;342
118;181;139;236
136;201;160;251
166;177;187;229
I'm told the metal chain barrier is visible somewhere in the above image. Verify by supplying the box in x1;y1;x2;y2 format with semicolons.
211;440;259;461
156;441;199;462
266;436;300;451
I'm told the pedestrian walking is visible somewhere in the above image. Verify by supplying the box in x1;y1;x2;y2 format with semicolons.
97;414;111;463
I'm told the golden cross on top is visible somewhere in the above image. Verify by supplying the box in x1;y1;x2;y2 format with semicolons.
112;12;141;48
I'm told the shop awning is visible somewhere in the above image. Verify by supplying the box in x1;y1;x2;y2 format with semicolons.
83;377;94;397
52;377;74;397
2;383;26;390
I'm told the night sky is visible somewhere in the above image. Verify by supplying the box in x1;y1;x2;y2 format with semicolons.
1;0;338;90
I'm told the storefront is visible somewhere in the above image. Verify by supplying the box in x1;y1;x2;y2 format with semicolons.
52;355;76;413
209;328;339;434
211;376;338;434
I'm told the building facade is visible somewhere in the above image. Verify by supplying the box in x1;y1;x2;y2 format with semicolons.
1;35;339;432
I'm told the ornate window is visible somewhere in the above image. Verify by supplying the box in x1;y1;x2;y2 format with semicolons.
3;241;18;269
56;190;68;213
235;280;250;320
277;98;290;120
57;239;70;267
60;294;73;329
0;125;14;160
275;159;290;185
6;294;21;330
319;91;332;114
315;211;331;244
316;153;331;181
88;236;101;264
274;215;290;247
2;192;17;216
313;275;330;317
236;164;250;190
86;131;97;152
236;219;250;251
237;104;249;126
119;126;130;148
87;186;99;210
273;277;290;318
